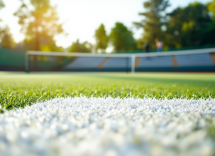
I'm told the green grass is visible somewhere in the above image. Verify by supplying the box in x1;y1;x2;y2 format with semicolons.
1;72;215;112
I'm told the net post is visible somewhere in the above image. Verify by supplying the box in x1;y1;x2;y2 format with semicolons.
25;52;29;73
131;55;135;74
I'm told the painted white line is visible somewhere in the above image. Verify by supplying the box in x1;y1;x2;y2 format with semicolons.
0;97;215;156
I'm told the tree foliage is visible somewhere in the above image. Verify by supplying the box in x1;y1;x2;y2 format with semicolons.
0;0;4;10
0;26;15;49
94;24;108;52
109;22;136;52
208;0;215;19
134;0;170;48
0;1;15;49
164;2;215;48
69;39;91;53
14;0;64;51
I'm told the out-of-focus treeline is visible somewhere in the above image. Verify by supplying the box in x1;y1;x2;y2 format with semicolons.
0;0;215;53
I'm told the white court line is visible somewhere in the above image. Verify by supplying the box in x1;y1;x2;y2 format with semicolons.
0;97;215;156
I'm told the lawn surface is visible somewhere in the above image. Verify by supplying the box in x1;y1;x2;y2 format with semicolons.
0;72;215;156
1;72;215;111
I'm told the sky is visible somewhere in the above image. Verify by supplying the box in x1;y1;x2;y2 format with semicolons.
0;0;212;48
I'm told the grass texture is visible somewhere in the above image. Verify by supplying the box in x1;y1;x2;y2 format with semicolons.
0;72;215;155
0;72;215;112
1;97;215;156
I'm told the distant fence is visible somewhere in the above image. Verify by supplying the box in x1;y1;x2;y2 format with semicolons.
1;48;215;72
0;49;25;71
0;49;70;71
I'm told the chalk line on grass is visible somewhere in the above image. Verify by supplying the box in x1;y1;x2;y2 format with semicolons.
0;97;215;156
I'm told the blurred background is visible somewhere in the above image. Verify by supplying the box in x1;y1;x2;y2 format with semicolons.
0;0;215;72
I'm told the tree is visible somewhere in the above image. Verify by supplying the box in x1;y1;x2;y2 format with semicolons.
0;0;4;11
208;0;215;19
94;24;108;52
0;26;15;49
109;22;136;52
165;2;215;48
69;39;91;53
0;1;15;49
207;0;215;47
14;0;64;51
134;0;170;48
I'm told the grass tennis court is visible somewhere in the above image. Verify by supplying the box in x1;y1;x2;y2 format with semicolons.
1;72;215;156
1;72;215;111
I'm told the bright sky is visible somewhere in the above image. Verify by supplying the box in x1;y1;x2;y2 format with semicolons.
1;0;212;48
